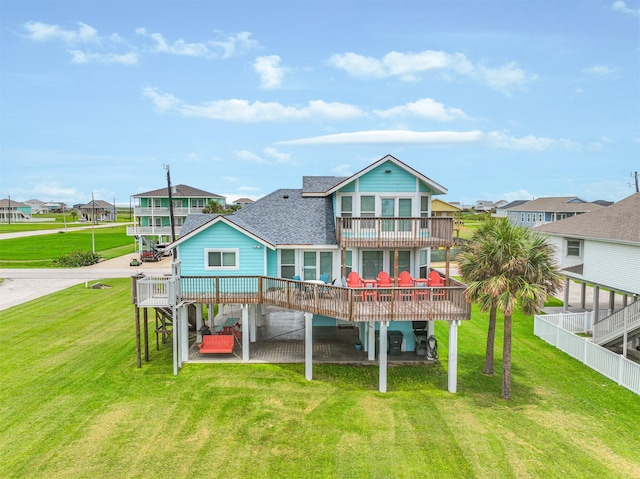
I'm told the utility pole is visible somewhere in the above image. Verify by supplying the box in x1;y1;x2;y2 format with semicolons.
7;194;10;225
165;165;177;259
634;171;639;193
91;191;96;254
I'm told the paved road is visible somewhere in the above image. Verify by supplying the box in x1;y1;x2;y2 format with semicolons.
0;254;171;311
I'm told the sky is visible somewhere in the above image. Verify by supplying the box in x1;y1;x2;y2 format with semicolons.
1;0;639;208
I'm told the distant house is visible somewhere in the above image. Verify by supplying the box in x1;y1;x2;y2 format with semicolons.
506;196;606;228
232;197;255;208
78;199;116;222
127;184;226;252
494;200;528;218
24;199;47;214
0;199;32;222
534;193;640;350
473;200;495;212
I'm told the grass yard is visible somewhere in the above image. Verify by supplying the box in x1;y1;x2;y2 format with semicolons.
0;280;638;478
0;226;135;267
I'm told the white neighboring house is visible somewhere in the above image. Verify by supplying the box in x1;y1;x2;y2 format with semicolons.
533;193;640;350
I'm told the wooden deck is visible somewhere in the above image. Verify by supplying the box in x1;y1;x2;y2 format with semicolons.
137;275;471;322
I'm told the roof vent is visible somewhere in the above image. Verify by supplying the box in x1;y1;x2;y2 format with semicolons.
283;194;289;199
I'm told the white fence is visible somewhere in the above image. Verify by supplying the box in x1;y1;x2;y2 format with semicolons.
534;314;640;395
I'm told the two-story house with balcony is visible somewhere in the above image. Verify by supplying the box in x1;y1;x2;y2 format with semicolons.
132;155;471;393
127;185;226;253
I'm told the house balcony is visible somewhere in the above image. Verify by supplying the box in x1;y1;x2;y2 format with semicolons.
336;217;455;249
126;225;181;237
133;206;206;217
134;275;471;323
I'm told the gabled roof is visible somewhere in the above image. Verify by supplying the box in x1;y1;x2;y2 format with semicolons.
0;199;30;207
431;198;461;212
132;184;225;199
177;188;337;247
498;200;529;210
533;192;640;244
302;176;348;194
303;154;447;197
508;196;604;213
80;199;114;209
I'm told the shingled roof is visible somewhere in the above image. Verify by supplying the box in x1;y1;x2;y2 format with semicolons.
179;188;337;246
533;192;640;244
132;184;224;198
508;196;605;214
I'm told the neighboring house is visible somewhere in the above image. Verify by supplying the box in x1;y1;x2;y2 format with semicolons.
24;199;47;214
127;185;226;252
431;198;461;218
232;197;255;208
506;196;606;228
78;199;116;223
534;193;640;350
494;199;528;218
0;199;32;222
473;200;495;212
133;155;471;393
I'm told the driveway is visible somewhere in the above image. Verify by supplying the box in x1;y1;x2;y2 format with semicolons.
0;254;171;311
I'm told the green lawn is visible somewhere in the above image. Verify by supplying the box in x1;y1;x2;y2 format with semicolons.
0;280;637;478
0;226;135;267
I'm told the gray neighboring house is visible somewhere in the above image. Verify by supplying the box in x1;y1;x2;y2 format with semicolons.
506;196;606;228
534;193;640;350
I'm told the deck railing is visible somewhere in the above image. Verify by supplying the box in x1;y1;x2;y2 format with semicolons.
175;275;470;322
336;217;454;248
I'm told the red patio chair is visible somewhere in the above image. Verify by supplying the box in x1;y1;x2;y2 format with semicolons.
428;271;445;300
376;271;393;301
347;272;376;301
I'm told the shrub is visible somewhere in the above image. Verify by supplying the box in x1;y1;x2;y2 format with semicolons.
52;250;102;267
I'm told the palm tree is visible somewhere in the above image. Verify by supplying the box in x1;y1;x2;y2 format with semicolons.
458;218;502;375
459;218;562;399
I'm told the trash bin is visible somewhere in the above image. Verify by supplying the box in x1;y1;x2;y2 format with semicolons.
388;330;403;356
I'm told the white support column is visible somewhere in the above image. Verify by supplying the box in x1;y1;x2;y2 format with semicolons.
427;320;435;337
172;304;178;376
379;321;388;393
368;322;376;360
593;285;600;325
196;303;203;343
242;304;250;362
305;312;313;381
180;306;189;364
207;304;214;327
448;320;460;393
249;304;257;342
563;277;570;313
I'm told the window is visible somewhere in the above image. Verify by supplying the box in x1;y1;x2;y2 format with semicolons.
538;213;543;222
527;213;531;223
280;249;296;278
205;249;238;270
341;196;353;229
389;250;411;276
341;250;353;278
520;213;525;222
567;240;582;257
153;198;162;208
303;251;333;281
420;196;429;228
192;199;205;208
361;195;375;228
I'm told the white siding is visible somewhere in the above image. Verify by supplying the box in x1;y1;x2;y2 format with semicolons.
583;241;640;294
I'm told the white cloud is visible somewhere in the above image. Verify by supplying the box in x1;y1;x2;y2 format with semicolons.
253;55;285;89
234;150;264;162
583;64;616;77
277;129;581;151
501;189;536;202
332;163;353;176
22;21;99;44
136;28;259;58
374;98;471;122
485;131;581;151
68;50;138;65
328;49;534;93
143;87;365;121
278;130;484;145
612;1;640;16
263;147;291;163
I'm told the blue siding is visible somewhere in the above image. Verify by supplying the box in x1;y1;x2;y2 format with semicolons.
418;181;431;193
359;161;416;192
178;221;266;276
338;184;356;193
266;248;278;277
